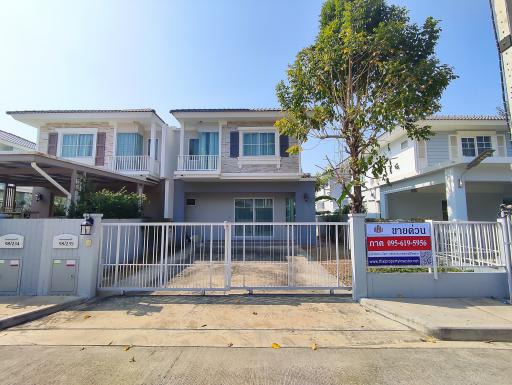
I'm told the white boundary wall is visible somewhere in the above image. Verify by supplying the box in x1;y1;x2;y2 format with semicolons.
350;216;512;300
0;214;102;297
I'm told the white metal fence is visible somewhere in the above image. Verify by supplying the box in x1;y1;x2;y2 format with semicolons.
432;221;504;268
98;222;351;291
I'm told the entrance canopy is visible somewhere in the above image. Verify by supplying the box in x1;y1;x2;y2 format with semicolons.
0;152;156;196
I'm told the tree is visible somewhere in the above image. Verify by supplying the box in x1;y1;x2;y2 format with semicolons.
276;0;456;213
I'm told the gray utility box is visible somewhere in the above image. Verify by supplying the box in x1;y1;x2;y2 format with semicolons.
50;259;78;294
0;259;21;294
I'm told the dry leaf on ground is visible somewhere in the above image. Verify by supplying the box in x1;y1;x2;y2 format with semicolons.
271;343;281;349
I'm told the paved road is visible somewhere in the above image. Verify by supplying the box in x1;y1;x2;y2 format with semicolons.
1;345;511;385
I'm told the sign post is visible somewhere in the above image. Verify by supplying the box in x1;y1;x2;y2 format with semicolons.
366;222;433;267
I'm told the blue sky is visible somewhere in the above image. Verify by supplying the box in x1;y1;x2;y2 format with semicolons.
0;0;502;174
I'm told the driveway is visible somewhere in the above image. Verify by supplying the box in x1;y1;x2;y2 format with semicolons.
0;294;418;348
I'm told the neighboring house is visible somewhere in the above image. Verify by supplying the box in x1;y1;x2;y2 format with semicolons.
0;129;36;213
315;178;345;213
171;108;316;229
7;109;177;219
363;116;512;221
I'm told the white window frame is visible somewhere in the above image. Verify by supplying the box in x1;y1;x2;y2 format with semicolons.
233;197;274;238
56;128;98;165
448;131;506;161
237;127;281;167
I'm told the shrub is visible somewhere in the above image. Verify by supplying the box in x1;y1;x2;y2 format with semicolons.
67;178;147;219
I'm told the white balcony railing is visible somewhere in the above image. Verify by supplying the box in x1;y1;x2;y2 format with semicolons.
177;155;219;171
107;155;160;175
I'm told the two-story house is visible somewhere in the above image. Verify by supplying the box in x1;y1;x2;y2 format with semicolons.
5;108;315;225
6;109;177;219
363;116;512;221
171;109;316;229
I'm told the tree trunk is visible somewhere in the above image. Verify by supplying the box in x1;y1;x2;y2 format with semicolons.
352;184;363;214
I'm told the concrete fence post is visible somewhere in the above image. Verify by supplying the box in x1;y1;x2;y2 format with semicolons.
497;216;512;303
76;213;103;298
349;213;368;301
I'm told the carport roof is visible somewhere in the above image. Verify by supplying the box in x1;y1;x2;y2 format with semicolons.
0;152;157;190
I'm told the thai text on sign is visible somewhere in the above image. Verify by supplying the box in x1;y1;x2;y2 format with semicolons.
366;223;433;266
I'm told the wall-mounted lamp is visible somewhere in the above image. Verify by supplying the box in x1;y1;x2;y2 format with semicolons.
80;214;94;236
35;193;43;202
303;193;310;202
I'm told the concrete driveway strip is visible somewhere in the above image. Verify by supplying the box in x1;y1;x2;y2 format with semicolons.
0;294;421;348
0;296;84;330
361;298;512;342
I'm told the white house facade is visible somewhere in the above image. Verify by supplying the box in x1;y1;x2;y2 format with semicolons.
363;116;512;221
7;109;178;219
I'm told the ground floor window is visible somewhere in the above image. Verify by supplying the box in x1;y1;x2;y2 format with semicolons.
234;198;273;236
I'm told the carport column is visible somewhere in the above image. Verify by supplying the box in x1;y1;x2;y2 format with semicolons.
137;184;144;210
76;213;103;298
349;214;368;301
379;192;389;219
445;166;468;221
69;170;78;205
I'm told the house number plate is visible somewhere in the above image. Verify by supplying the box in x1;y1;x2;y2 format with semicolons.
52;234;79;249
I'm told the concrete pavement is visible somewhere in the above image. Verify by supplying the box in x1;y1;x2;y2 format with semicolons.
361;298;512;341
0;296;84;330
1;295;512;384
1;345;512;385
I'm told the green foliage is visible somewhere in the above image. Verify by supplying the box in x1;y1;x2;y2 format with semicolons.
67;178;147;219
52;197;67;217
276;0;456;213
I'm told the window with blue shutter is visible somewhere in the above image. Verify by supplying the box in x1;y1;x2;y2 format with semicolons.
280;135;289;157
230;131;239;158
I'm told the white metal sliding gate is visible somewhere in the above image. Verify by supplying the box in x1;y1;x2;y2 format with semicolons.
98;222;351;292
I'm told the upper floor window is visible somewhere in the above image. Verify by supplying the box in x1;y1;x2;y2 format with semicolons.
61;134;93;157
116;133;142;156
461;136;492;157
189;138;199;155
243;132;275;156
400;140;408;150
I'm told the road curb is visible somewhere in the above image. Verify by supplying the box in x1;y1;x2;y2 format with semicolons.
359;299;512;342
0;297;88;330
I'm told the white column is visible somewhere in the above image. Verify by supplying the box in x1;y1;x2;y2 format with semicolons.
445;166;468;221
160;124;167;178
218;120;226;172
150;120;157;160
349;213;368;300
179;121;185;157
379;192;389;219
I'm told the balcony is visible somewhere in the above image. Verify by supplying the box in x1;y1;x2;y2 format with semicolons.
177;155;219;172
107;155;160;176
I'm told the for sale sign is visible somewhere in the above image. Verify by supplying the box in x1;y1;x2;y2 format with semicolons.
366;223;433;266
